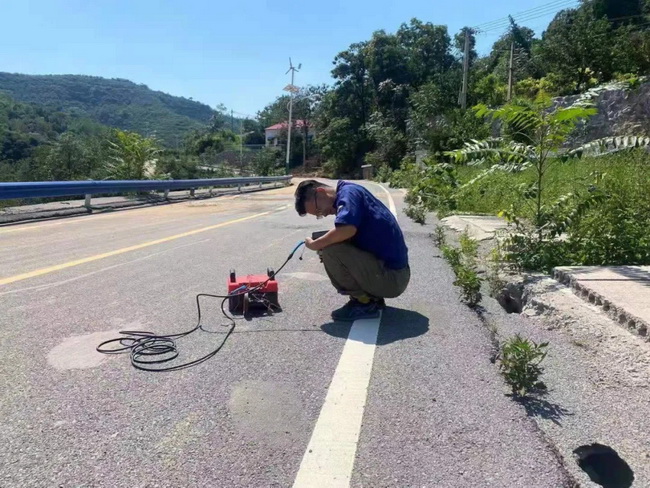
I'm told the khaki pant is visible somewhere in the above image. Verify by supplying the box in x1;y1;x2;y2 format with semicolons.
321;242;410;300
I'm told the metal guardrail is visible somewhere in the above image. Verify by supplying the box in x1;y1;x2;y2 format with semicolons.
0;176;292;209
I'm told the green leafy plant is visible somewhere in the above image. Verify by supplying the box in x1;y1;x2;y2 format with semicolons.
568;136;650;158
389;156;421;189
433;225;446;247
374;163;393;183
486;245;508;297
404;201;427;224
459;229;479;264
563;154;650;265
446;94;650;272
405;161;459;220
442;237;483;306
453;265;482;306
106;130;161;180
447;96;598;233
498;335;548;397
441;244;462;269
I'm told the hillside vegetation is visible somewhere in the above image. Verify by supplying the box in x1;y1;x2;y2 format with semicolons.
0;73;216;146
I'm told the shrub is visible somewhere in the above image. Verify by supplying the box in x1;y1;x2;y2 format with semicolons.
441;244;462;269
453;266;482;306
389;156;421;189
407;161;459;217
498;335;548;397
404;201;427;224
433;225;446;247
442;234;483;306
252;147;284;176
374;163;393;183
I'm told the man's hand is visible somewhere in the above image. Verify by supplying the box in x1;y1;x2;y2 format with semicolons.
304;237;319;251
305;225;357;252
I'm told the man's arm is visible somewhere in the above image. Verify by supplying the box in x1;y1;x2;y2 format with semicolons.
305;225;357;251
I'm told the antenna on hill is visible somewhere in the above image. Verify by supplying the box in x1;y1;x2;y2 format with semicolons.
283;58;301;175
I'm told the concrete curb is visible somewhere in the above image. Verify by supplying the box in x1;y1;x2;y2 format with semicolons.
553;268;650;341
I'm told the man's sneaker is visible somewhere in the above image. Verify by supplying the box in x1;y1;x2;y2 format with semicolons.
331;300;380;321
330;298;358;319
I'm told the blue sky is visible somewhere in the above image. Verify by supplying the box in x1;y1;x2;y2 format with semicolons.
0;0;577;116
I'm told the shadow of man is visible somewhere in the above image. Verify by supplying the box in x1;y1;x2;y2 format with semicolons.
320;306;429;345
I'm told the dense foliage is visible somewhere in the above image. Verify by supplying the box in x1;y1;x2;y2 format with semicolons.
0;92;263;183
300;0;650;177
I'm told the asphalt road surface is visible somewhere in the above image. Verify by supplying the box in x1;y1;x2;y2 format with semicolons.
0;182;573;487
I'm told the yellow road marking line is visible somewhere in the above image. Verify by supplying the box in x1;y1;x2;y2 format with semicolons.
0;211;272;287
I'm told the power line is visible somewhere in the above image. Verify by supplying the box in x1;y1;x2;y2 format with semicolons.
474;0;577;30
474;0;574;27
477;12;650;41
477;3;650;34
483;20;650;57
478;6;580;33
477;10;568;35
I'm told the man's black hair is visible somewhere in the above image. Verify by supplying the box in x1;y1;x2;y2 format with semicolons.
294;179;330;216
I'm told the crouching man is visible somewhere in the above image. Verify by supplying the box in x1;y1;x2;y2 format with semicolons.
294;179;410;321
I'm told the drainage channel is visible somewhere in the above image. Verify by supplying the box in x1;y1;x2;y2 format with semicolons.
491;284;638;487
496;282;525;314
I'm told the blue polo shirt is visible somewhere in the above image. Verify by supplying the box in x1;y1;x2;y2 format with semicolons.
334;181;409;270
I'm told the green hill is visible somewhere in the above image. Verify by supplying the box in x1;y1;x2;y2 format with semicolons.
0;73;216;146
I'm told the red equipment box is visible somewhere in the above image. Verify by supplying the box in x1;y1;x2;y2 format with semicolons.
227;269;279;314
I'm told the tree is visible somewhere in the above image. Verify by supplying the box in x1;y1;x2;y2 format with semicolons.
38;133;100;180
256;85;328;165
292;85;327;165
540;6;612;92
366;30;411;96
365;112;407;169
454;27;478;68
208;105;228;132
486;19;538;84
242;119;265;145
317;117;364;176
156;151;201;179
473;74;508;107
589;0;647;26
397;19;456;87
611;24;650;75
257;95;291;129
251;147;283;176
331;42;372;128
106;130;161;180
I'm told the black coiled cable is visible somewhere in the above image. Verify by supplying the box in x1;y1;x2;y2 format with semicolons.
96;241;305;372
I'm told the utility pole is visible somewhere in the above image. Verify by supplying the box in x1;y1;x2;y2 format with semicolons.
231;110;234;131
283;58;301;175
507;41;515;101
240;120;244;175
460;28;472;110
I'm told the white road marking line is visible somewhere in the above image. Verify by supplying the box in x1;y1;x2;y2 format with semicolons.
292;317;381;488
372;182;397;216
293;184;398;488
